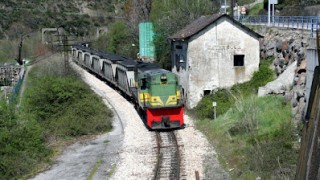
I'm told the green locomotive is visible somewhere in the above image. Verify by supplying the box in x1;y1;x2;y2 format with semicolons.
134;63;184;129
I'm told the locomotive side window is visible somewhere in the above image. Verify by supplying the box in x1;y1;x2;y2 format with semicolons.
234;55;244;67
141;78;147;90
175;54;180;72
176;45;183;49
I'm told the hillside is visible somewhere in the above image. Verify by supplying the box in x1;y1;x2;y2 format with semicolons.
0;0;125;39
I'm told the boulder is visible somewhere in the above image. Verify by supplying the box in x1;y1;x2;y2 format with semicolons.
258;61;297;96
282;40;289;51
295;60;307;74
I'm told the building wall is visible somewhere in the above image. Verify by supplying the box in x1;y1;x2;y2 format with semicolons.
173;17;260;108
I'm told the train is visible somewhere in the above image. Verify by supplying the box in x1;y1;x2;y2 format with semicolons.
71;43;184;130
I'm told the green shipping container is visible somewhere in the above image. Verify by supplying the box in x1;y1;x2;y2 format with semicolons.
139;22;155;61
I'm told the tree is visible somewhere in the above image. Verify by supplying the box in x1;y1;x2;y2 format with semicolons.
150;0;219;69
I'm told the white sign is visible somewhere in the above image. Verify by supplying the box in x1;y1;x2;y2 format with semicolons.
270;0;278;4
240;6;246;15
212;102;217;107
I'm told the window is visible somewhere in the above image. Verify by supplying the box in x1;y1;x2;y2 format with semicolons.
141;78;147;90
203;90;211;96
176;45;183;49
175;54;180;72
234;55;244;67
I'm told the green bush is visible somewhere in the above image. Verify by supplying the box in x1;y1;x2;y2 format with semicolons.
248;3;264;16
0;101;50;179
24;74;113;138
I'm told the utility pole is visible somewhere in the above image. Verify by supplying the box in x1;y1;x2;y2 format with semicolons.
231;0;234;18
268;0;270;26
62;34;69;75
17;35;24;65
57;27;70;75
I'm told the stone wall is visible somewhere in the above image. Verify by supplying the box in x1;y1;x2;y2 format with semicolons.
259;28;311;122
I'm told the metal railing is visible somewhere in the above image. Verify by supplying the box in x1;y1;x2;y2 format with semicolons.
233;15;320;37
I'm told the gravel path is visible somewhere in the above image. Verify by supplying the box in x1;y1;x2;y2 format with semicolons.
31;58;228;179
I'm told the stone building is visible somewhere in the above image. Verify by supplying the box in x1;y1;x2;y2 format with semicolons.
169;14;263;108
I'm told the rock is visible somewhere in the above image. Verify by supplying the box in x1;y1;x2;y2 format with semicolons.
296;87;305;100
292;106;298;116
282;40;289;51
266;50;274;57
292;92;298;107
284;53;290;65
265;40;275;51
276;65;282;76
279;57;285;68
276;38;283;53
285;91;293;101
297;73;306;86
288;38;295;45
274;57;280;66
296;60;307;74
258;61;297;96
260;50;266;59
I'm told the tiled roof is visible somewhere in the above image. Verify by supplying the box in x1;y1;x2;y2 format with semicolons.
169;14;263;41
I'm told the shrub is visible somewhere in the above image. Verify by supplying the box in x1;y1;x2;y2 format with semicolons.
0;101;50;179
24;74;113;138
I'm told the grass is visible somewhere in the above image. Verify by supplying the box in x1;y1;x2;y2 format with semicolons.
237;0;255;6
197;96;297;179
108;164;117;177
87;160;102;180
248;3;264;15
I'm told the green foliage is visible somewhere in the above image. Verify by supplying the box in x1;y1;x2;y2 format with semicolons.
193;89;234;120
248;3;264;15
196;96;297;179
193;58;275;119
92;21;139;58
0;33;43;64
0;0;115;40
150;0;218;69
237;0;255;6
24;74;113;138
0;101;50;179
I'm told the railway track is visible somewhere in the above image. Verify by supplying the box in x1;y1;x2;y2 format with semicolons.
153;131;185;180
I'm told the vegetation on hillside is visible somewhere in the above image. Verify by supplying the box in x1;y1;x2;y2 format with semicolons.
0;57;113;179
92;21;139;58
0;0;124;39
0;101;50;179
248;3;264;16
0;33;49;63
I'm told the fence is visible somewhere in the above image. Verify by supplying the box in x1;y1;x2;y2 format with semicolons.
234;15;320;37
0;65;25;104
9;67;25;104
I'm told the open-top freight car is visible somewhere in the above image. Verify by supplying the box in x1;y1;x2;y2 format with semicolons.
71;43;184;130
